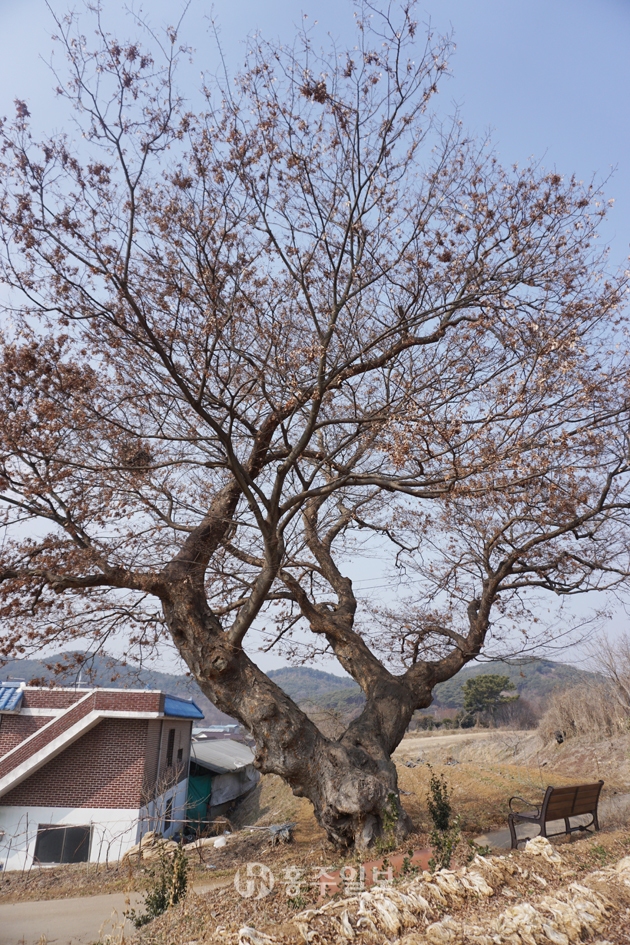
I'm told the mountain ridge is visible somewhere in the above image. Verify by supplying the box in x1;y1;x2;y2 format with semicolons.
0;652;599;721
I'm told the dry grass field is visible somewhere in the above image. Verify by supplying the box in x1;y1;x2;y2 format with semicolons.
393;728;630;833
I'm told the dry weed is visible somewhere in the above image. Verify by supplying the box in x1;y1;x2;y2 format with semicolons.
539;682;628;743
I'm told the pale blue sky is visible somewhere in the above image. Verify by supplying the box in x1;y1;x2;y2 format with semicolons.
1;0;629;673
1;0;628;262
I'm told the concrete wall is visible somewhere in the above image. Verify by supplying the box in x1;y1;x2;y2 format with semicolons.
0;778;190;871
0;804;140;871
157;720;192;783
137;777;190;841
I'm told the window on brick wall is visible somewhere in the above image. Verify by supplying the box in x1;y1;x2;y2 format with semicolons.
166;727;175;767
164;797;173;832
177;747;183;764
34;825;91;864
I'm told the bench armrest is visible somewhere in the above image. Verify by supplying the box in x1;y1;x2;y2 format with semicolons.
509;795;540;815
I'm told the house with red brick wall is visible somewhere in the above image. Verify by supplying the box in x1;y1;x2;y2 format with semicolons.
0;681;203;870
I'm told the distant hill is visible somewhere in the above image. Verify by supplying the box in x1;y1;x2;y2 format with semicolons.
272;658;602;717
267;666;359;702
0;652;600;724
270;658;600;715
431;658;601;710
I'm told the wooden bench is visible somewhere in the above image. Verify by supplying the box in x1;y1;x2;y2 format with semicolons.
508;780;604;849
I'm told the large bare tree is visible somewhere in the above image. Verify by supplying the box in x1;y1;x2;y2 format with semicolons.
1;2;629;848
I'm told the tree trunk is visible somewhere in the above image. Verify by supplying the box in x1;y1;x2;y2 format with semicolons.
300;755;411;850
163;593;421;849
300;735;414;849
199;663;416;850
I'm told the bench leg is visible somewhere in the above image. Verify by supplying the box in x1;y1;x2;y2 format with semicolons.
508;815;518;850
564;817;571;838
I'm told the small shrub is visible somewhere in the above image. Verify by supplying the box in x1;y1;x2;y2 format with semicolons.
288;894;307;909
376;792;400;853
466;839;491;862
401;852;418;876
426;765;461;871
413;715;436;731
590;843;610;865
426;766;452;831
126;846;188;928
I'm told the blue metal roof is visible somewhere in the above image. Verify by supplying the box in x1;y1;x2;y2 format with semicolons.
164;694;204;719
0;684;24;712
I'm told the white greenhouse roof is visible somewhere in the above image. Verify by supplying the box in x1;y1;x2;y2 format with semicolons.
191;738;255;774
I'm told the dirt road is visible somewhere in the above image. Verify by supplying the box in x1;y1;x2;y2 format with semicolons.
395;728;522;759
0;880;229;945
0;890;142;945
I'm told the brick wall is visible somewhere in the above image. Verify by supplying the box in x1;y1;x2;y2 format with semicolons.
0;692;95;782
93;690;162;714
0;716;54;756
19;688;163;713
2;718;151;808
22;690;83;710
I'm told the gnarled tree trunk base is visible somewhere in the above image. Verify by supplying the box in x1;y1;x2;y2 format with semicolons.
285;744;413;851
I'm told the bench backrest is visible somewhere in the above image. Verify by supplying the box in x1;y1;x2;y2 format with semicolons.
541;781;604;821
